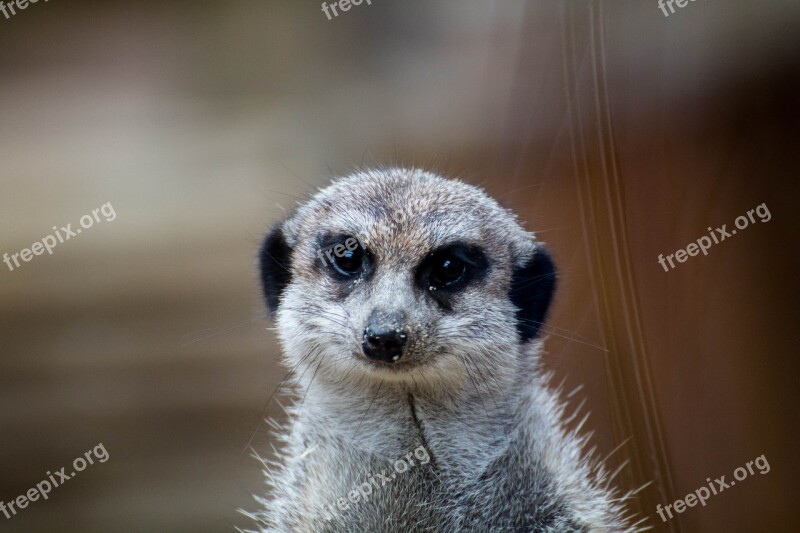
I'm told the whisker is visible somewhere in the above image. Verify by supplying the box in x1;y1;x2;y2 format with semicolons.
283;308;351;330
181;315;261;347
289;354;325;438
242;347;319;451
475;362;514;414
353;380;384;441
458;356;490;421
469;360;502;414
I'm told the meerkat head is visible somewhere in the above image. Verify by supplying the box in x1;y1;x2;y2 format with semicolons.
259;168;555;396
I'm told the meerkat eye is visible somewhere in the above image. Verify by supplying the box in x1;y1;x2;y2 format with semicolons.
317;233;368;279
419;244;488;298
331;246;364;276
429;255;466;288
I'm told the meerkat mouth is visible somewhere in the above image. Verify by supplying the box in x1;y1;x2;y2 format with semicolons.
357;353;419;372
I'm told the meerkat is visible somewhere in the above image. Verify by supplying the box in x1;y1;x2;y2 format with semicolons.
248;168;640;532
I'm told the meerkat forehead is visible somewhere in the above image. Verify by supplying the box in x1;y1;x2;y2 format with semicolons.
283;168;536;265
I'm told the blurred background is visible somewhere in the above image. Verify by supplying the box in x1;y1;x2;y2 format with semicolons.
1;0;798;531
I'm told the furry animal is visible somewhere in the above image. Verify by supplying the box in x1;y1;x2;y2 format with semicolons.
248;168;640;532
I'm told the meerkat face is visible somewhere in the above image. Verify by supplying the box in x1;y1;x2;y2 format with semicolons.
259;168;555;393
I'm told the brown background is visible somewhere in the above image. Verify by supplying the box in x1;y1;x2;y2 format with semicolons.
1;1;798;531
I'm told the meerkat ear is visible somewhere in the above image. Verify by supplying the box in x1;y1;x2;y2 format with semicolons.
510;245;557;342
259;223;293;315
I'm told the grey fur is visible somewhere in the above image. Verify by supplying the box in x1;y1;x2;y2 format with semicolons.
246;168;642;532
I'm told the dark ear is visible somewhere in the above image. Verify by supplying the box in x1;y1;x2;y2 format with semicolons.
510;245;557;342
259;223;293;315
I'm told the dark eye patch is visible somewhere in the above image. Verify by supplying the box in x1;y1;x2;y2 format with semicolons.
416;243;489;308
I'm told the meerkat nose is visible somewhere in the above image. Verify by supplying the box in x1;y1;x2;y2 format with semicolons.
362;311;408;364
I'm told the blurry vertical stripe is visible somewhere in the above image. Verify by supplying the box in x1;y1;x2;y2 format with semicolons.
560;0;680;528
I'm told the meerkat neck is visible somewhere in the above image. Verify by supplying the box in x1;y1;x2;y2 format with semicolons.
292;366;534;476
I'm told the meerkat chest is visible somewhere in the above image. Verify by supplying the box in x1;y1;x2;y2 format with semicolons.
290;441;450;532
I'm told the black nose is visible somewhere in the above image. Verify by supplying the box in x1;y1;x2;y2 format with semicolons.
362;312;408;363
